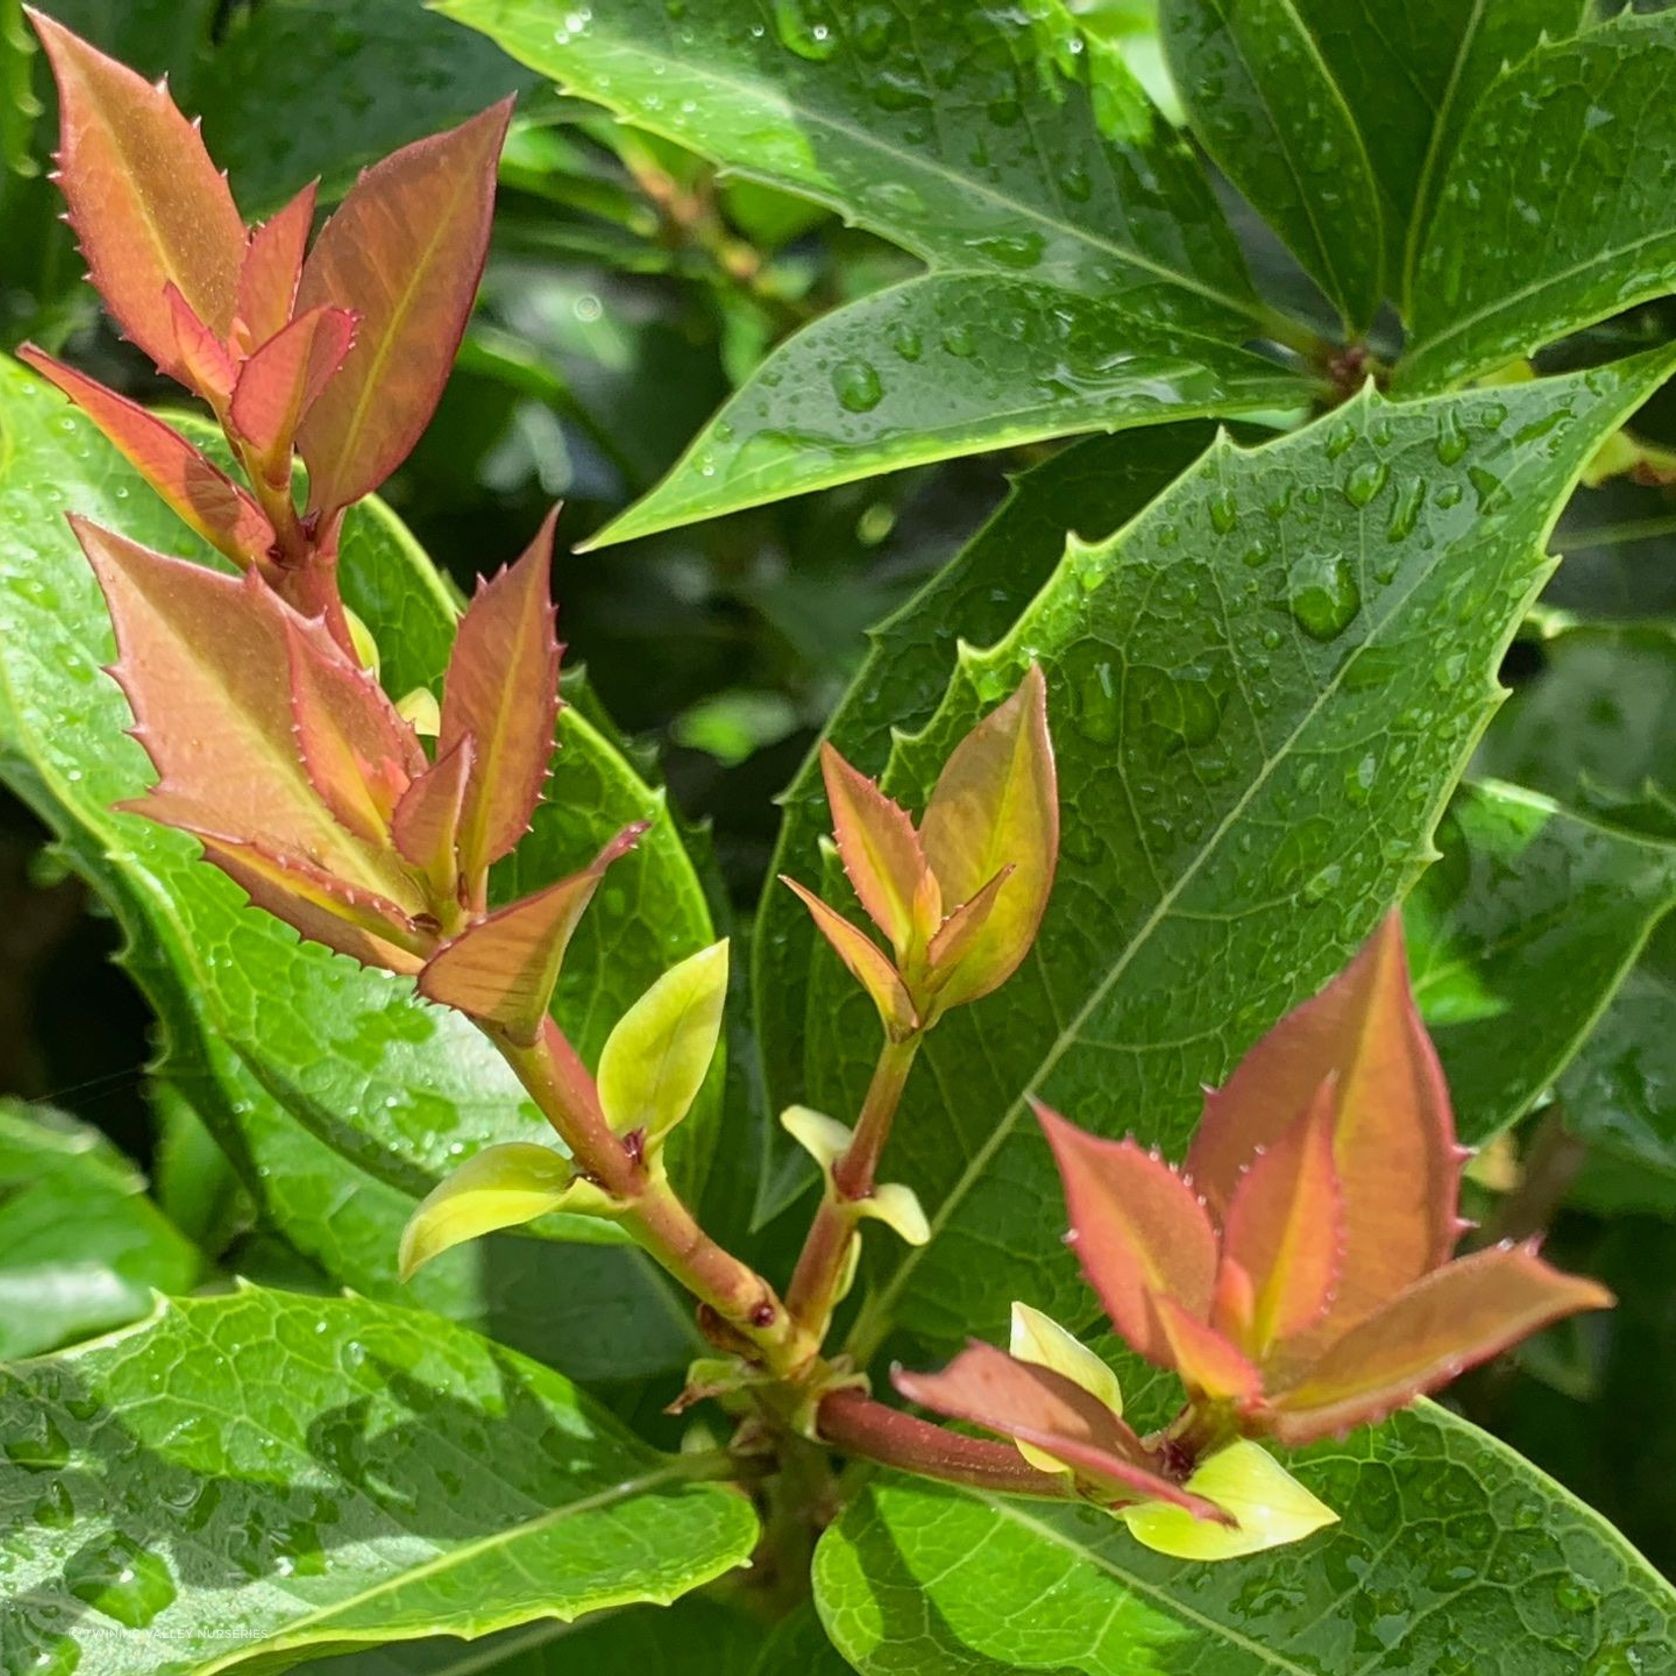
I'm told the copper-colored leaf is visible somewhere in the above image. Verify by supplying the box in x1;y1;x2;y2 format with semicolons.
1036;1101;1219;1367
393;735;474;899
918;663;1058;1007
29;8;245;374
1218;1078;1344;1358
1150;1295;1263;1407
232;305;357;471
285;616;422;845
1186;914;1461;1343
149;814;425;974
19;348;273;566
295;99;512;518
235;181;316;351
1268;1243;1614;1445
72;518;407;903
894;1342;1225;1519
419;826;644;1043
164;285;235;404
438;509;561;886
926;864;1012;975
781;876;917;1038
820;743;931;957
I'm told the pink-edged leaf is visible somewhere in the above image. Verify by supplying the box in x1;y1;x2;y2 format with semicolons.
1267;1242;1614;1445
235;181;316;351
1186;913;1462;1343
71;518;412;903
284;615;422;845
781;876;917;1039
295;98;512;518
146;812;426;974
926;864;1012;973
1219;1078;1344;1360
894;1342;1227;1520
918;663;1058;1008
438;509;561;886
29;8;245;374
164;285;235;404
232;304;358;473
1150;1295;1263;1407
19;347;273;566
393;734;474;900
820;743;932;957
1036;1101;1219;1368
419;825;644;1043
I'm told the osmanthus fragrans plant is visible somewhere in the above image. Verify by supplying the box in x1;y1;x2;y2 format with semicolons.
4;6;1676;1676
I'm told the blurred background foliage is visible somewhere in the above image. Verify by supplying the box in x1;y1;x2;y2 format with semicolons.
1;0;1673;1590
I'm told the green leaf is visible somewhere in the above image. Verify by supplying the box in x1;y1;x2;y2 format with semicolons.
1480;618;1676;841
0;1100;200;1359
753;423;1220;1221
0;1288;757;1675
1406;780;1676;1145
1161;0;1384;329
0;354;707;1382
436;0;1316;538
1402;11;1676;391
787;349;1676;1356
812;1403;1676;1673
1561;917;1676;1201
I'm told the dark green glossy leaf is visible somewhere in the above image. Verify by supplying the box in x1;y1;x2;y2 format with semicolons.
0;1100;199;1358
437;0;1315;538
1403;11;1676;390
752;423;1220;1224
1406;780;1676;1145
813;1403;1676;1673
0;354;708;1384
782;350;1676;1357
1161;0;1384;329
1480;619;1676;841
0;1289;757;1674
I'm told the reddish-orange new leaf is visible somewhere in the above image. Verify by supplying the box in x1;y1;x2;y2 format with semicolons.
295;98;513;519
779;874;917;1038
1267;1242;1613;1444
235;182;316;352
894;1341;1227;1519
419;826;644;1043
18;348;273;567
438;508;562;890
821;743;932;958
1036;1100;1219;1366
393;735;475;902
232;305;358;473
1187;913;1461;1345
164;286;236;405
1150;1295;1263;1407
28;9;245;377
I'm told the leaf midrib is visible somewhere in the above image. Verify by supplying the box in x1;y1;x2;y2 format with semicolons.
445;2;1263;324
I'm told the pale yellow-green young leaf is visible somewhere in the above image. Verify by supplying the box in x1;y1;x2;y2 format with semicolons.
1122;1440;1338;1560
597;939;729;1141
396;685;441;737
781;1104;853;1174
345;606;382;677
399;1141;578;1279
1008;1300;1125;1476
857;1181;930;1246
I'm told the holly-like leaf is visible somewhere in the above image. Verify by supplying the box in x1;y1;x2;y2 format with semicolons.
296;97;512;519
0;1101;199;1360
0;1288;757;1675
1161;0;1383;329
1402;11;1676;391
755;424;1220;1221
780;875;918;1041
1406;779;1676;1146
234;181;315;348
439;507;562;886
820;745;928;961
792;350;1676;1357
230;303;358;471
26;7;245;375
438;1;1315;540
813;1404;1676;1673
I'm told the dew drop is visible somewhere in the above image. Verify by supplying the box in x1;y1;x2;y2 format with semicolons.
831;358;883;413
64;1534;177;1629
1344;457;1389;508
1287;553;1361;641
771;0;837;60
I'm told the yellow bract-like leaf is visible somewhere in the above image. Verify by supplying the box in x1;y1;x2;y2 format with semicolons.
781;1105;852;1173
1008;1301;1123;1475
597;940;729;1143
1122;1440;1337;1561
857;1182;930;1246
399;1142;580;1279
